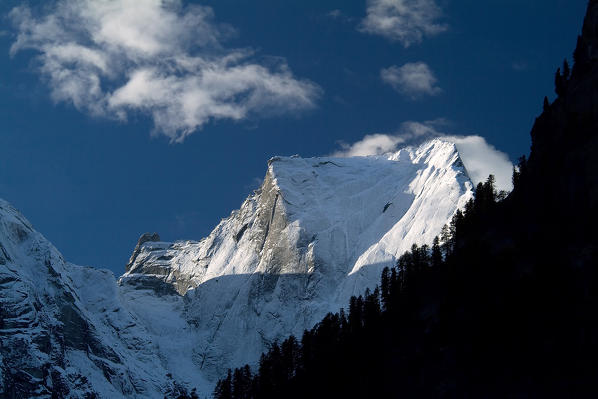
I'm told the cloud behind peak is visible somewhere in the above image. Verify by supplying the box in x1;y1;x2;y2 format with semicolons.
332;120;514;192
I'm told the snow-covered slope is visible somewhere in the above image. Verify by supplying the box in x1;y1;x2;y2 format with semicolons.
0;199;207;398
121;139;474;383
1;139;474;398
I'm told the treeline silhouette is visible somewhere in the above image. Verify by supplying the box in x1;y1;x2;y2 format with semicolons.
211;170;597;399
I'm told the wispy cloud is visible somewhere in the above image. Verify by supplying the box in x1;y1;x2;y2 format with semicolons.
331;119;444;157
381;62;441;99
9;0;321;142
511;61;528;71
332;120;514;192
332;133;405;158
327;9;343;19
359;0;447;46
326;9;353;23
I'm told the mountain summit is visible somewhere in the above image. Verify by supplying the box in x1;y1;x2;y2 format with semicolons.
122;139;472;297
120;139;473;381
1;139;473;397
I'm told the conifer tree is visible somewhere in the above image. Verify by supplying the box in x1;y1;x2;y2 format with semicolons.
348;295;364;333
517;155;527;184
363;287;381;328
555;67;566;97
486;174;496;201
281;335;299;381
389;267;399;302
432;236;443;268
440;224;453;257
380;267;391;311
232;366;252;399
214;370;233;399
563;59;571;79
450;209;464;245
512;166;520;189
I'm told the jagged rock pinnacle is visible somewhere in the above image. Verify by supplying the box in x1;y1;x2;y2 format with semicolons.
126;232;160;272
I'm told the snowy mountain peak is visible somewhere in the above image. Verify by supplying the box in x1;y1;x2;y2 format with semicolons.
115;138;474;390
1;138;474;397
122;138;471;296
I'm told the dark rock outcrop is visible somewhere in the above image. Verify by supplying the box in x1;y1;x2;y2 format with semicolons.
125;232;161;272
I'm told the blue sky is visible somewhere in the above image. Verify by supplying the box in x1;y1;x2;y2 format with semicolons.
0;0;588;275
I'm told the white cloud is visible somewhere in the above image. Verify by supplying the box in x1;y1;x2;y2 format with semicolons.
9;0;320;142
444;135;513;193
359;0;447;47
331;119;445;157
332;133;405;157
381;62;441;99
332;120;514;192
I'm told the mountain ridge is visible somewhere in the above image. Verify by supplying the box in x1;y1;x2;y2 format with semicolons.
1;138;475;398
122;138;472;295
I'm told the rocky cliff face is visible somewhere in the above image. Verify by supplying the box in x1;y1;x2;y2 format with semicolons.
0;139;474;398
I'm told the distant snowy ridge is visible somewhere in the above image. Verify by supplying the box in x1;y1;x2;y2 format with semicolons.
1;138;474;398
0;198;201;398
